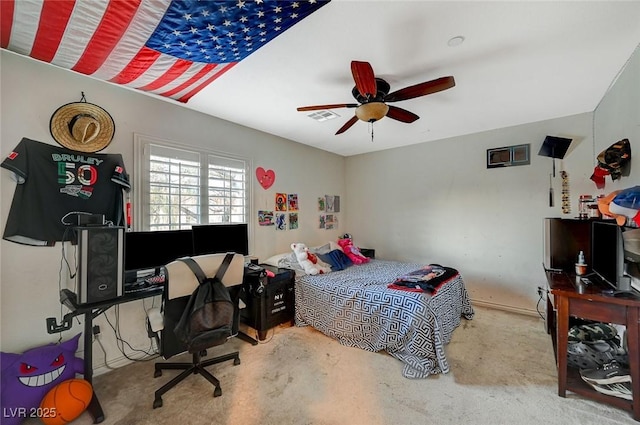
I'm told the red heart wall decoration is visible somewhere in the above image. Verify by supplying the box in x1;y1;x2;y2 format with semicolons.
256;167;275;190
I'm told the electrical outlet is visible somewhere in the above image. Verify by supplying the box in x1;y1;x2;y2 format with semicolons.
537;286;545;297
93;325;101;339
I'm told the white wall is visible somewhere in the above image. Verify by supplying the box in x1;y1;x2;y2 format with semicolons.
594;44;640;169
345;45;640;315
0;51;345;363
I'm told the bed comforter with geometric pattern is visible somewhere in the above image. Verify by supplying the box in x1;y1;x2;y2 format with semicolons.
294;260;475;378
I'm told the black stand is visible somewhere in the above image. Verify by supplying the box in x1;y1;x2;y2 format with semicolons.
46;288;163;423
84;315;105;424
228;285;259;345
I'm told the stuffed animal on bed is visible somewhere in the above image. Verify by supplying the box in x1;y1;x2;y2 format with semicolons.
1;334;84;425
291;243;330;275
338;237;370;265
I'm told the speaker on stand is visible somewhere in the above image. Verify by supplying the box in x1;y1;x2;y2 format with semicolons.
77;226;124;304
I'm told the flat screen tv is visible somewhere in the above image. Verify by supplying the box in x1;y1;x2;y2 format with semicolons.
192;224;249;256
591;221;625;291
124;230;194;271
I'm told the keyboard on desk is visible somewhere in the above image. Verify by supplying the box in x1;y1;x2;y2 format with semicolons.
124;272;166;295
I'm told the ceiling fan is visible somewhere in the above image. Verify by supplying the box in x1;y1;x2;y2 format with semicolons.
297;61;455;135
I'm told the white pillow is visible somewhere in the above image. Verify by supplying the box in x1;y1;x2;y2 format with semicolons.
262;252;291;267
277;252;305;272
311;241;342;254
263;252;306;275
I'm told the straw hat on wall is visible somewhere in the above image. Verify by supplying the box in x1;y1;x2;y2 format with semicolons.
49;101;115;153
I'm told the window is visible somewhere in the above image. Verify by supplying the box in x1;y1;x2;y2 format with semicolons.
134;135;249;231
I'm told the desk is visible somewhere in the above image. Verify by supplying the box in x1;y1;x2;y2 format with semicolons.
546;271;640;421
47;287;163;423
47;282;255;423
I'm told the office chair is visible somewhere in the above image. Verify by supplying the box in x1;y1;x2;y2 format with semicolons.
153;253;245;409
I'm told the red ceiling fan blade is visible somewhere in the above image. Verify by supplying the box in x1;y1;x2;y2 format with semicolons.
385;76;455;103
335;115;359;135
386;105;420;123
351;61;377;98
297;103;358;112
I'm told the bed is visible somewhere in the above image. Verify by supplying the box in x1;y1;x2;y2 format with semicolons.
291;258;475;379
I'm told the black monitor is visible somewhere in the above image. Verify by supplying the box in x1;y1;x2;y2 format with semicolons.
192;224;249;256
591;221;625;291
124;230;194;271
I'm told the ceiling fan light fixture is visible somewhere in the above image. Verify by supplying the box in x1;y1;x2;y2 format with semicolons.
355;102;389;122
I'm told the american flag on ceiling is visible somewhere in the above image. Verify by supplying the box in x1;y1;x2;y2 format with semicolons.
1;0;329;102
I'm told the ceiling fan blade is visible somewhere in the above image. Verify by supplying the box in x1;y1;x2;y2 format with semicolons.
384;76;455;103
297;103;358;112
335;115;359;135
351;61;377;98
386;105;420;123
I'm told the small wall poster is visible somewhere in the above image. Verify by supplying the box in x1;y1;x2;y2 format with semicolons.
333;196;340;213
289;213;299;230
275;193;287;211
275;213;287;230
317;197;325;211
319;214;326;229
325;214;335;229
325;195;335;212
288;194;299;211
258;210;274;226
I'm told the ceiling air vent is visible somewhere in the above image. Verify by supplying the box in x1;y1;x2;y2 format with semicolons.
307;110;340;122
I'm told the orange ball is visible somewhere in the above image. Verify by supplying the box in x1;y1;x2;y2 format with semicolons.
39;378;93;425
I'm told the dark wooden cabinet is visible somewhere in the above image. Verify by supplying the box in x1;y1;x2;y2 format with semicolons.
544;218;640;421
546;272;640;421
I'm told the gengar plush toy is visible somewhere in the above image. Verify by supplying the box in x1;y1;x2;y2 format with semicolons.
338;237;370;265
291;243;330;275
1;334;84;425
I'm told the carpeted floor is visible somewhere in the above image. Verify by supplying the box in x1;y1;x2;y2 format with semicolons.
32;306;638;425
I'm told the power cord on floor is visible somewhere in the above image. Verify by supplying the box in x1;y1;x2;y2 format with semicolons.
101;306;159;362
536;285;546;321
93;334;118;371
256;328;275;344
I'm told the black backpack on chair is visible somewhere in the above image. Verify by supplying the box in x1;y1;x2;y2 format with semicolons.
173;253;235;353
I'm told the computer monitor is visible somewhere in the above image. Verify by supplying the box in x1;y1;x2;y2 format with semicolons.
192;224;249;256
591;221;625;291
124;230;194;271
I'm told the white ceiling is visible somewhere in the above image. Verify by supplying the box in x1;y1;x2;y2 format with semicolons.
176;1;640;157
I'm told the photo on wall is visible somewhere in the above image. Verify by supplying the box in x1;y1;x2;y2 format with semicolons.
288;194;299;211
276;213;287;230
318;197;325;211
275;193;287;211
325;195;335;212
325;214;335;229
289;213;299;230
258;210;274;226
319;214;326;229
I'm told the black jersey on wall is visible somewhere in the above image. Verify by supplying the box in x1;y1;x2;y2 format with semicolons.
2;138;130;246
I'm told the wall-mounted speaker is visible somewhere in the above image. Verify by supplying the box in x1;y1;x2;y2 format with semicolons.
77;226;124;304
